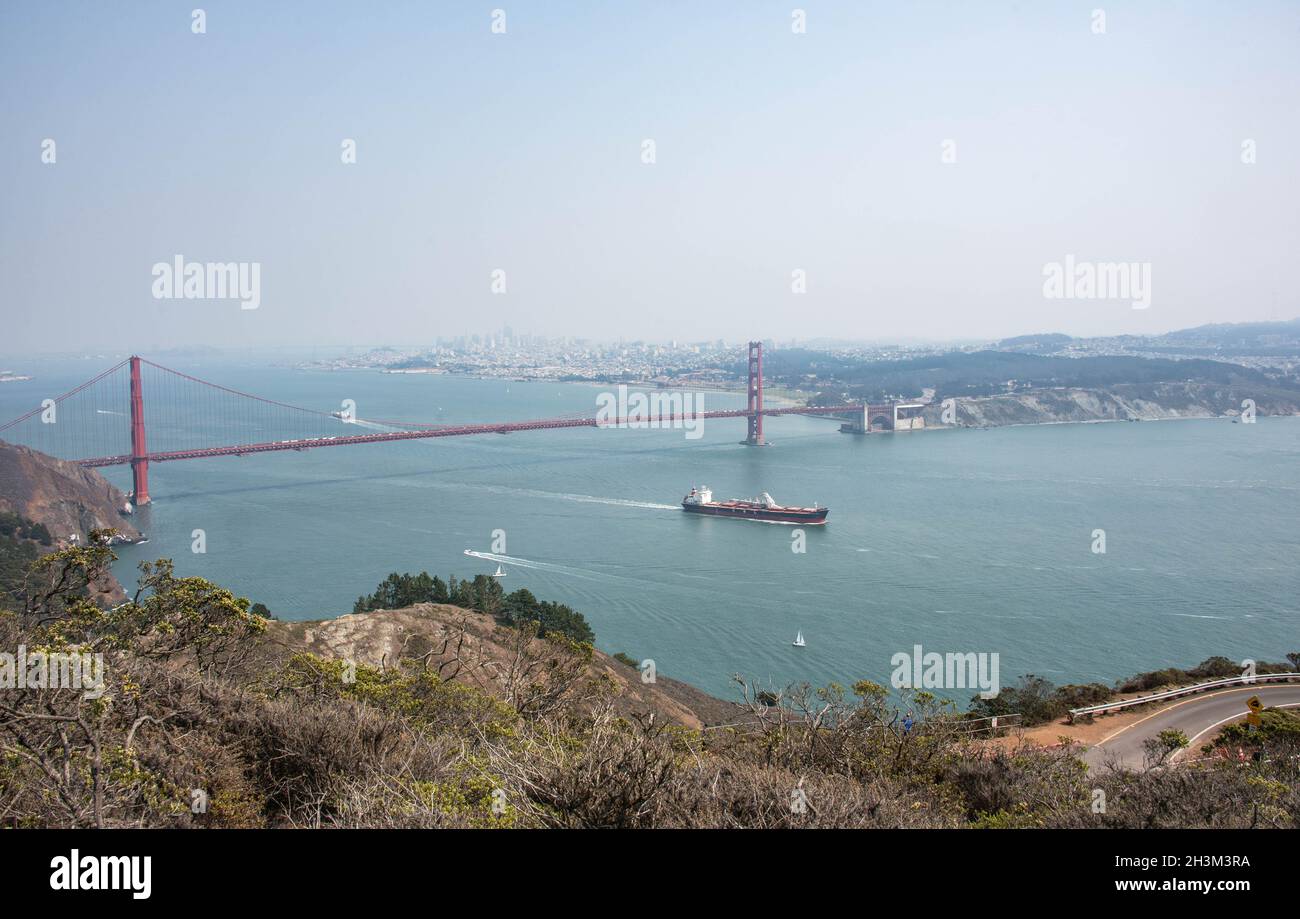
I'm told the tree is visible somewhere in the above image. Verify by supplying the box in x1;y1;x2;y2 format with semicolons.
1187;656;1239;680
352;574;593;643
496;619;601;719
503;588;539;619
1142;729;1189;768
467;574;503;616
533;601;594;644
354;570;452;611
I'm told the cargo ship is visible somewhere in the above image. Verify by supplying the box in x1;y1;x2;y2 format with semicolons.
681;486;828;525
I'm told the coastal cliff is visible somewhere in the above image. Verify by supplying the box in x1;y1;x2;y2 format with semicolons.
0;440;142;544
919;383;1300;428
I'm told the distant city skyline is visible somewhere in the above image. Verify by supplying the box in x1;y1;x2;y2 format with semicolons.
6;311;1300;363
3;1;1298;353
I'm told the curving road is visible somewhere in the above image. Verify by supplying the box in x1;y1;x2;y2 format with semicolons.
1083;684;1300;770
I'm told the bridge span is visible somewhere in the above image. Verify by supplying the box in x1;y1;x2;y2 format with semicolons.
0;342;903;505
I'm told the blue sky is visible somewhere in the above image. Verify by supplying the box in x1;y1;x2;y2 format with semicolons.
2;1;1298;351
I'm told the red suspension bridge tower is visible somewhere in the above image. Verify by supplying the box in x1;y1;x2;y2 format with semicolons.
128;355;150;506
743;340;766;446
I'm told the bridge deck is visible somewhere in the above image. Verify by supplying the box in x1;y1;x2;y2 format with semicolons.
76;404;873;467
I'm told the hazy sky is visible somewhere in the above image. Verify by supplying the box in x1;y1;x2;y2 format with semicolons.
2;1;1297;353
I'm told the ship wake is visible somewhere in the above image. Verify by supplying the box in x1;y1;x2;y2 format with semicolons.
461;549;611;582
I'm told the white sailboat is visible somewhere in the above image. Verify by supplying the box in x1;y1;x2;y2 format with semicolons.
492;565;507;578
792;631;806;648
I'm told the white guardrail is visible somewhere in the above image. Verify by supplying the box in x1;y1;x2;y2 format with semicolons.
1067;672;1300;723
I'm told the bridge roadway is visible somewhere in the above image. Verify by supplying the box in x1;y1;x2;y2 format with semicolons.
77;404;871;468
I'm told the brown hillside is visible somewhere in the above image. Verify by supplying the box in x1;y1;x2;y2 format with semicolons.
0;440;142;544
267;603;750;730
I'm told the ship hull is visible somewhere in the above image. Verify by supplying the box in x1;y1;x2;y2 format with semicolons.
682;503;829;525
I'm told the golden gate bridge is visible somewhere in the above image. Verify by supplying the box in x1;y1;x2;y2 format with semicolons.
0;343;901;505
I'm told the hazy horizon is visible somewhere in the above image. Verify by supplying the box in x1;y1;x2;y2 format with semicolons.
3;1;1298;353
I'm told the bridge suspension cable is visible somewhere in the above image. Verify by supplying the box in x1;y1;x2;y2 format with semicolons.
0;346;880;504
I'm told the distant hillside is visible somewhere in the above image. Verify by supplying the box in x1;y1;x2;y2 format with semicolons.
1144;318;1300;357
993;333;1074;353
991;319;1300;355
1164;318;1300;345
802;351;1288;404
920;382;1300;427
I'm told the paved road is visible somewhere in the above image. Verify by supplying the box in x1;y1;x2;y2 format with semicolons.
1084;684;1300;770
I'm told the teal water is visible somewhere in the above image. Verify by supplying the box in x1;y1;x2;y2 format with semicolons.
3;359;1298;700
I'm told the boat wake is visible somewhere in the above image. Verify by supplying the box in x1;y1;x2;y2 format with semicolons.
402;478;678;511
512;489;678;510
462;549;608;582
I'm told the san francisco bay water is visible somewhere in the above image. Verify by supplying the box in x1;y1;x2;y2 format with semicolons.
4;357;1297;701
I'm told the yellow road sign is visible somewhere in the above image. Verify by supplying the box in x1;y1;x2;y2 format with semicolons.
1246;695;1264;713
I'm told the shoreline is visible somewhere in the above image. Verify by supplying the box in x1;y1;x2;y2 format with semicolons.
293;366;1300;430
